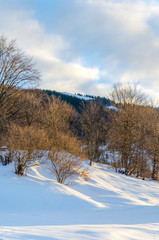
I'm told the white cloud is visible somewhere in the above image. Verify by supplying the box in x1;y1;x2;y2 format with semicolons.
41;58;100;92
82;0;159;98
0;7;100;94
1;0;159;97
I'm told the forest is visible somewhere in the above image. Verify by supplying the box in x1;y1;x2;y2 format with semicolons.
1;36;159;184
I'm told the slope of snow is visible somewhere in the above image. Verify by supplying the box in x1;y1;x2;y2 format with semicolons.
107;105;118;111
60;92;94;100
0;161;159;239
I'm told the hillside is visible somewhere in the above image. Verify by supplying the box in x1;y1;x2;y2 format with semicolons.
43;89;111;112
0;161;159;239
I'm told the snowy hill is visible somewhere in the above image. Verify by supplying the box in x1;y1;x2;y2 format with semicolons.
43;89;111;112
60;92;94;100
0;161;159;239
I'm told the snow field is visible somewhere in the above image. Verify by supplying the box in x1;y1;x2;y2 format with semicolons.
0;161;159;239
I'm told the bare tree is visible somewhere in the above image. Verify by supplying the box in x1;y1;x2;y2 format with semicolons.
0;36;40;135
16;89;45;127
80;101;108;165
129;106;151;179
48;151;82;184
108;104;136;170
44;95;76;136
108;83;148;174
146;107;159;180
43;95;82;155
50;130;82;156
110;82;147;107
7;125;48;175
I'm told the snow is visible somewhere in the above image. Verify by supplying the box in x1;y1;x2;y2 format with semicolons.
107;105;118;111
60;92;94;100
0;161;159;239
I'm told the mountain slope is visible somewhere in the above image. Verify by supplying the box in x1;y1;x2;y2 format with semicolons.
0;161;159;239
43;89;111;112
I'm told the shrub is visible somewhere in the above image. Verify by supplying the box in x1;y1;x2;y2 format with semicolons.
7;124;49;175
48;151;82;184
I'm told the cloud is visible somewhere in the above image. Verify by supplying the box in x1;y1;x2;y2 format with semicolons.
50;0;159;97
1;0;159;98
41;59;100;92
0;6;100;94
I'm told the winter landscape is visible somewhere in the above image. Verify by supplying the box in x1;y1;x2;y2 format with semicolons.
1;0;159;239
0;158;159;240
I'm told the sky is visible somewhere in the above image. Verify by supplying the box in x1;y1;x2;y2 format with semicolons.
1;0;159;98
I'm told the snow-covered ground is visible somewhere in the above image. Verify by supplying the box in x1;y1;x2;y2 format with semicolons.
0;161;159;239
60;92;94;100
107;105;118;111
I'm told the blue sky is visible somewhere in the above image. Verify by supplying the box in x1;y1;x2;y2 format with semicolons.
1;0;159;99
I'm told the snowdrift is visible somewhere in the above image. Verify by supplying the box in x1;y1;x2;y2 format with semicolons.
0;161;159;239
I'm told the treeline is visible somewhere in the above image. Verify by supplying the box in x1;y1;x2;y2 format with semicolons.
0;36;84;184
43;89;111;112
0;35;159;183
108;83;159;181
3;84;159;182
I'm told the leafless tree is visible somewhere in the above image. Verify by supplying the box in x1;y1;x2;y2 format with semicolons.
7;124;48;175
44;95;76;136
108;83;148;175
80;101;108;165
0;36;40;136
48;151;82;184
145;107;159;180
43;95;82;155
16;89;45;127
110;82;147;107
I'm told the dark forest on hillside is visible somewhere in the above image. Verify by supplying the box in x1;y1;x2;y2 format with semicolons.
43;89;111;112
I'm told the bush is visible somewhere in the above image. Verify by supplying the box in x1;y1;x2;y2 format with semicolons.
7;124;49;175
0;148;12;166
48;151;82;184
